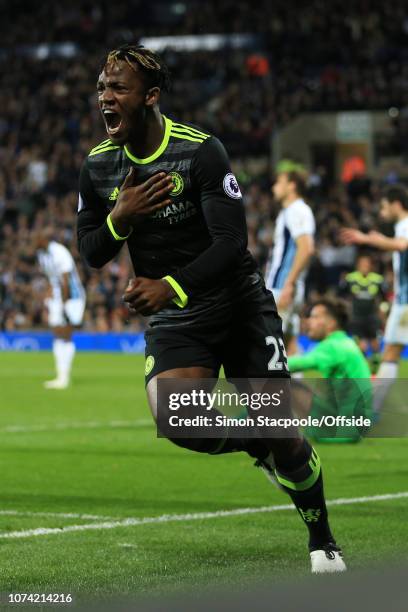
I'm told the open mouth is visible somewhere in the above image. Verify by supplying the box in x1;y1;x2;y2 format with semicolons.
103;110;122;135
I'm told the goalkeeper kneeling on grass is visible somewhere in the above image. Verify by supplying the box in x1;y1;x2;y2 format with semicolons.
288;297;373;442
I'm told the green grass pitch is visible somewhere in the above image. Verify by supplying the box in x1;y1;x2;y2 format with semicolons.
0;352;407;601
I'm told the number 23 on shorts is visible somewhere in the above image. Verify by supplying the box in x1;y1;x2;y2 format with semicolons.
266;336;288;371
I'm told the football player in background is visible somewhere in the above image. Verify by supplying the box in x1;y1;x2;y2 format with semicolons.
340;253;385;372
288;298;372;442
342;185;408;415
36;228;85;389
265;164;315;357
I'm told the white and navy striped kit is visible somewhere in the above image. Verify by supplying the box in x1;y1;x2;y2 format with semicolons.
38;241;85;302
393;217;408;305
265;198;315;296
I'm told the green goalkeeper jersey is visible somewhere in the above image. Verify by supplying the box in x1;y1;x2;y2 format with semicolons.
288;330;371;378
288;331;372;441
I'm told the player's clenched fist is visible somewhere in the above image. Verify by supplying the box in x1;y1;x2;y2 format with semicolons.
110;169;174;235
123;277;176;316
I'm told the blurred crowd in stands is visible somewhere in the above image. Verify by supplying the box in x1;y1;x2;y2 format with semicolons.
0;0;404;330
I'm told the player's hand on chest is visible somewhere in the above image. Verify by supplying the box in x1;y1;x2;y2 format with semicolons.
110;166;198;227
113;168;174;224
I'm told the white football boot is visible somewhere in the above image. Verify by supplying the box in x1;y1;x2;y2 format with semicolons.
255;454;346;574
310;545;347;573
43;378;69;390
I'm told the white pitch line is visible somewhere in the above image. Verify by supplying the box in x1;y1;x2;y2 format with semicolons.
0;419;152;434
1;491;407;541
0;510;114;520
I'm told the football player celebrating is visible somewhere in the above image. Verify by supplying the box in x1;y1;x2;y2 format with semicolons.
77;45;345;573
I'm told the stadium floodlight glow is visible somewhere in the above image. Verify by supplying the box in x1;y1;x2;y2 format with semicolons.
139;34;257;52
19;43;79;61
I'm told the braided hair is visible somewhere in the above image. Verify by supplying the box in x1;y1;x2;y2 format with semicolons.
102;44;171;92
